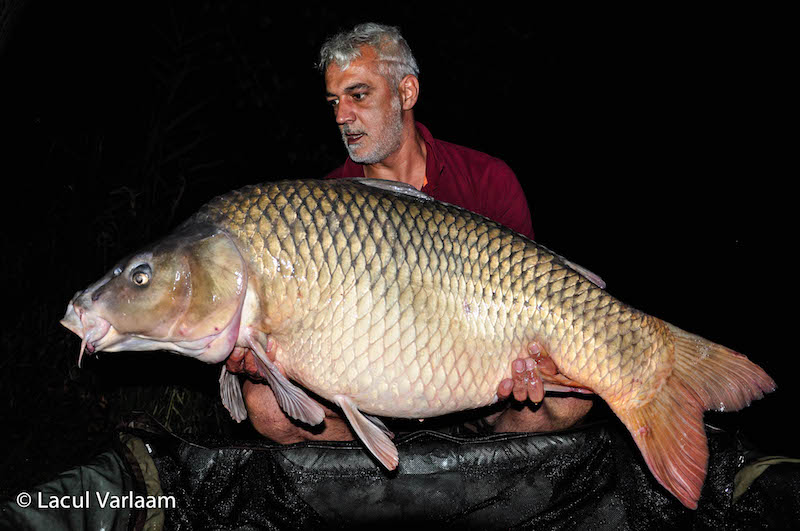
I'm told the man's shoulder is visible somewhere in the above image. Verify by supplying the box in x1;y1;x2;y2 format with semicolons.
429;136;516;186
420;123;512;176
434;137;510;170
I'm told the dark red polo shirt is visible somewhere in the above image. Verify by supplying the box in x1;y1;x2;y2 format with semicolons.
324;123;534;240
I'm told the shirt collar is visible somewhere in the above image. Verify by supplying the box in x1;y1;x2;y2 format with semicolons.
339;122;444;191
416;122;443;194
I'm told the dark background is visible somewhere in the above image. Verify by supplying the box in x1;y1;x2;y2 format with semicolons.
1;2;795;496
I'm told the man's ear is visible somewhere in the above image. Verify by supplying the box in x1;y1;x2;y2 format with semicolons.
398;74;420;111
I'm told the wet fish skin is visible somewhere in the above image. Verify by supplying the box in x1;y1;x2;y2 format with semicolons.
62;178;775;509
198;180;553;417
60;223;249;364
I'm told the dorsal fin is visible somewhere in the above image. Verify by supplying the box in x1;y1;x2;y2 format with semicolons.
537;243;606;289
348;178;433;202
560;256;606;289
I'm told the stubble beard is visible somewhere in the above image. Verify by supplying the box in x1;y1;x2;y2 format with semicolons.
341;97;404;165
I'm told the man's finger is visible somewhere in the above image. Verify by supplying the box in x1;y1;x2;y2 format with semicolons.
527;372;545;403
243;352;264;380
225;349;245;373
497;378;514;399
513;378;528;402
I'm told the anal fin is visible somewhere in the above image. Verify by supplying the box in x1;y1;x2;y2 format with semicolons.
365;413;395;439
334;395;398;470
542;383;595;395
540;371;595;394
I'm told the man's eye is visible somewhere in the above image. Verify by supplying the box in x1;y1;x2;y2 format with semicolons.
352;92;366;101
327;98;339;107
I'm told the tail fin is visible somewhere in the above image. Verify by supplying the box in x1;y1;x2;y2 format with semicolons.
616;322;775;509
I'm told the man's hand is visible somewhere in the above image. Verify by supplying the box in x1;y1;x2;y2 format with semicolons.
497;342;549;403
226;346;263;379
490;342;594;432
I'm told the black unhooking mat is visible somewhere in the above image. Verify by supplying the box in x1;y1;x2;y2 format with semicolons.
2;412;798;530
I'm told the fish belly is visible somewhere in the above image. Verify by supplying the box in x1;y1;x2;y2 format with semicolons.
275;287;534;418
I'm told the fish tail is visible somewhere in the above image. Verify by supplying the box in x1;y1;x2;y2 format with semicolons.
616;322;775;509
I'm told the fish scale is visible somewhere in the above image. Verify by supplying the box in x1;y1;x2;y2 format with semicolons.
193;180;648;415
195;182;526;414
61;178;774;509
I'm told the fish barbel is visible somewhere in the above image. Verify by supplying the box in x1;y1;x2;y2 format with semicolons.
60;178;775;509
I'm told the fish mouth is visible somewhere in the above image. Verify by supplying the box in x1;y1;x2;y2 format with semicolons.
60;302;113;367
60;299;244;366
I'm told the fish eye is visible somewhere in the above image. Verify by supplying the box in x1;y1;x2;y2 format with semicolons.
130;264;152;287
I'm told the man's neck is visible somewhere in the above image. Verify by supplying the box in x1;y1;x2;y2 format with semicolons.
363;120;427;190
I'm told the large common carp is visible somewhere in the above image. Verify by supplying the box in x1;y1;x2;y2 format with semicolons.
61;178;774;509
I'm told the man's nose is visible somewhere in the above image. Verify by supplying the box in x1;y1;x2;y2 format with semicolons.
335;99;355;125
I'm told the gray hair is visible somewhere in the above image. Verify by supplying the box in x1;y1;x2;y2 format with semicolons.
318;22;420;87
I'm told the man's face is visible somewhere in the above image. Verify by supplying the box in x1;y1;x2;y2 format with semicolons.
325;46;404;164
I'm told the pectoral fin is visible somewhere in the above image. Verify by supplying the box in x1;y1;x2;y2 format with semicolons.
334;395;398;470
246;336;325;426
219;366;247;422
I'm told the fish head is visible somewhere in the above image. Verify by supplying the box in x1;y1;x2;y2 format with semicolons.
61;224;248;365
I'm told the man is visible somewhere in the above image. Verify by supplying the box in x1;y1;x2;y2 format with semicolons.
227;23;593;443
320;24;533;242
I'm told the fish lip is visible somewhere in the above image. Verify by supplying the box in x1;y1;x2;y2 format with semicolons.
59;295;244;365
60;302;113;367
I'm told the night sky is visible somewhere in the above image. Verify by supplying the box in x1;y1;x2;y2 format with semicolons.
1;1;795;491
